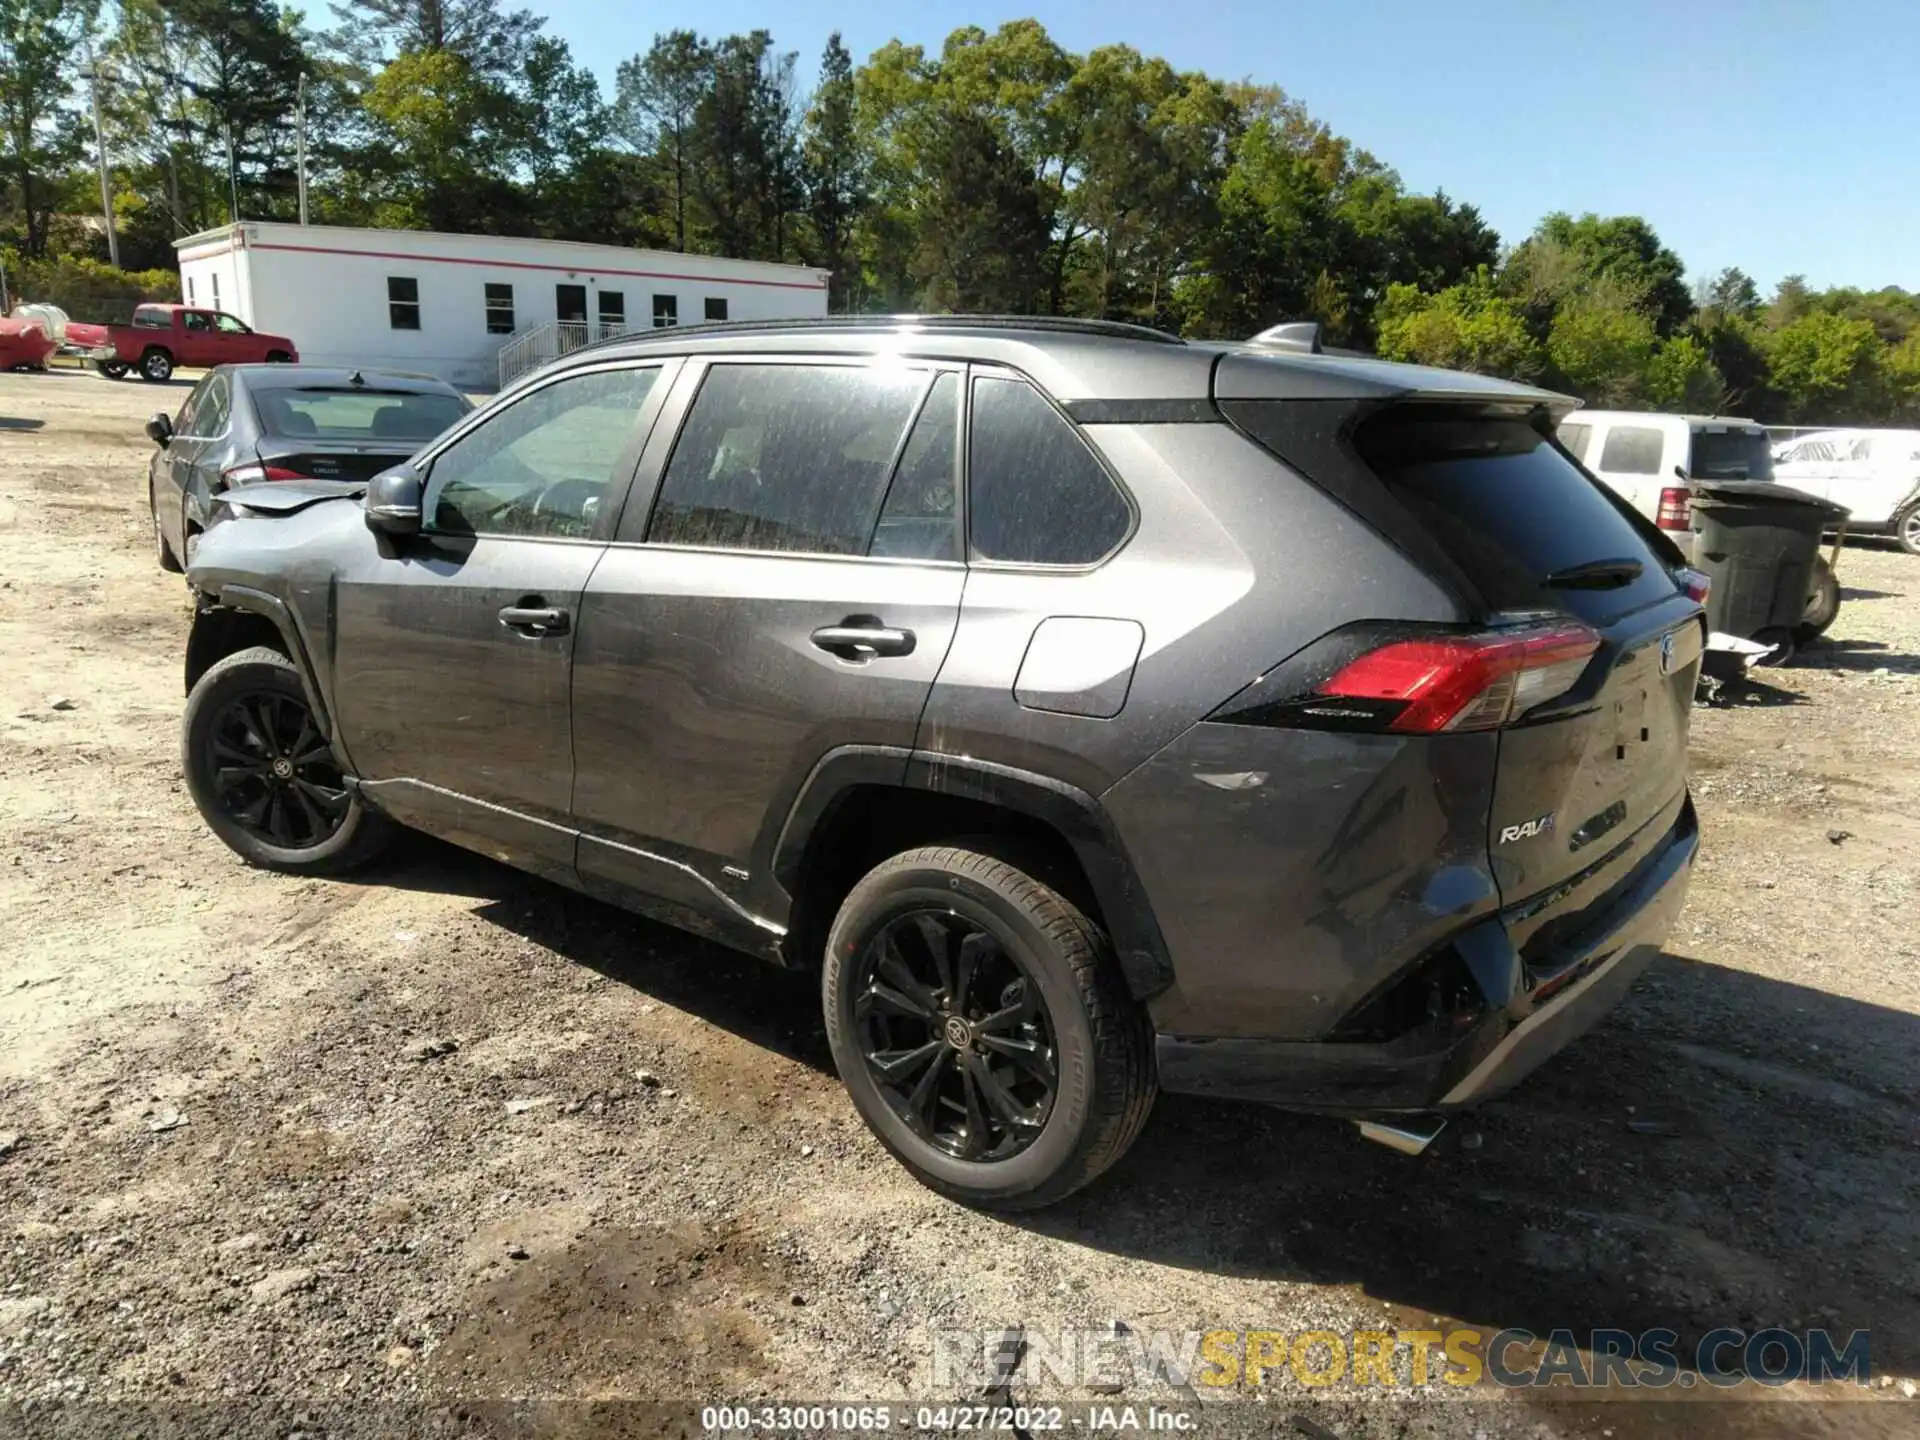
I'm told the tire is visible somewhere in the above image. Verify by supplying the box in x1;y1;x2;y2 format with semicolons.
182;646;392;874
140;347;174;383
1795;555;1840;643
1897;501;1920;557
151;481;182;573
96;359;128;380
822;845;1156;1211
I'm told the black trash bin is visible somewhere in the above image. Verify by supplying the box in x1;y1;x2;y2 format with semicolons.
1688;481;1849;645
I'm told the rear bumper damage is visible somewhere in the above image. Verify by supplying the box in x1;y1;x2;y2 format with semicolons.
1155;794;1698;1118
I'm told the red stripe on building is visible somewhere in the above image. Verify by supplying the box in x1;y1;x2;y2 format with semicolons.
245;241;828;291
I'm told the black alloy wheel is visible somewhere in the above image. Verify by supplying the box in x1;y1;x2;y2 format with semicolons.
203;689;351;849
852;909;1058;1162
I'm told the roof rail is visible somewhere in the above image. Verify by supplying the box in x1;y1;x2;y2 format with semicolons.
1248;321;1323;354
571;313;1187;356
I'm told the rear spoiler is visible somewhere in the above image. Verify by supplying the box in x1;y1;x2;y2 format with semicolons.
1217;338;1578;420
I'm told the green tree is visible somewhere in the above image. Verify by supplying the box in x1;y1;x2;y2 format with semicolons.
162;0;313;222
914;107;1048;311
803;32;863;309
0;0;90;255
1697;266;1760;318
361;48;524;230
1374;270;1540;378
1547;292;1658;405
1644;333;1723;411
1765;311;1886;423
613;31;711;253
1507;212;1692;336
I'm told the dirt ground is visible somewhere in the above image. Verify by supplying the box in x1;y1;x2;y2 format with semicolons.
1;367;1916;1438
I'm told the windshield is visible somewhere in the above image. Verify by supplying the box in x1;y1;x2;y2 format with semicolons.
253;388;468;444
1689;428;1774;481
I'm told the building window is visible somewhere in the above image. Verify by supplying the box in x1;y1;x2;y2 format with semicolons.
211;273;221;309
485;282;515;335
186;276;195;302
598;289;625;335
652;294;677;328
389;276;421;330
704;297;728;322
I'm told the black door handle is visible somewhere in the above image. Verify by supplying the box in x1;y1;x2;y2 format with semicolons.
499;605;569;636
811;620;916;660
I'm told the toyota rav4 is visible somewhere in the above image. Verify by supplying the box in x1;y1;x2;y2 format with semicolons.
179;316;1704;1209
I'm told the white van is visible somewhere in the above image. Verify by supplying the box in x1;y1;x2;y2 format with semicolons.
1773;428;1920;555
1557;411;1776;558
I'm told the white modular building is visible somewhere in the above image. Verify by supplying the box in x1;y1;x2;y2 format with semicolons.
173;222;831;390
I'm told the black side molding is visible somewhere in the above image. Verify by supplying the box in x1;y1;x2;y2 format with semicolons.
1063;398;1219;426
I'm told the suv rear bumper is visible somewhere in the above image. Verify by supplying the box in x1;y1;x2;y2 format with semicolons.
1155;796;1698;1114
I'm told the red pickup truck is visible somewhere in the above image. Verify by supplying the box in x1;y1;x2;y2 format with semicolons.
83;304;299;383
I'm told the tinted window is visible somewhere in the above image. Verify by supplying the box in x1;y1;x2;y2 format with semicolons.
1688;428;1773;481
1355;408;1676;623
652;294;677;328
1558;422;1591;461
425;366;658;539
191;375;232;436
705;297;728;322
254;388;469;443
173;376;210;435
647;363;927;555
214;313;249;334
1597;425;1664;474
182;311;213;332
133;306;169;329
388;277;420;331
872;372;959;561
599;290;625;329
968;377;1130;565
485;283;514;335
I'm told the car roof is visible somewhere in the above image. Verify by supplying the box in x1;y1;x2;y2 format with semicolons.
222;364;465;396
545;315;1570;410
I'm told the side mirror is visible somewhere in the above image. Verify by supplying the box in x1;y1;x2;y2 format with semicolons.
364;466;424;536
145;412;172;447
1672;464;1690;483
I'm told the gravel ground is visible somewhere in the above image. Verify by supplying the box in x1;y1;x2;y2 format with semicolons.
1;368;1916;1438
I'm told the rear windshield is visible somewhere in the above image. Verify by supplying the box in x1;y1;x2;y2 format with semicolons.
1689;428;1773;481
1353;407;1678;623
252;388;468;444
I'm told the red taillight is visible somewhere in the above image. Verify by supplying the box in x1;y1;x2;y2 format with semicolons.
222;463;310;484
1675;567;1710;604
1320;623;1603;733
1655;486;1692;531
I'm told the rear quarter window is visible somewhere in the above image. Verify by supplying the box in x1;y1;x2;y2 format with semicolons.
968;376;1131;565
1597;425;1665;474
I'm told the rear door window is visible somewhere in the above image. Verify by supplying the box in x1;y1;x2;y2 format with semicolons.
1688;428;1774;480
254;388;469;443
871;372;960;561
1597;425;1664;474
1353;406;1677;624
646;362;928;555
968;376;1131;564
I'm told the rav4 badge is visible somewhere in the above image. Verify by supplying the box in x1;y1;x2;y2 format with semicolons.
1499;814;1556;843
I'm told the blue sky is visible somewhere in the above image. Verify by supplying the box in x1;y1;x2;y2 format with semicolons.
533;0;1918;295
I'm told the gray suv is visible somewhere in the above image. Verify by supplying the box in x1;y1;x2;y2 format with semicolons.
180;317;1704;1209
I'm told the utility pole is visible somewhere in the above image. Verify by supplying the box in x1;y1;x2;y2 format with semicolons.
85;47;121;269
223;123;240;223
295;75;310;225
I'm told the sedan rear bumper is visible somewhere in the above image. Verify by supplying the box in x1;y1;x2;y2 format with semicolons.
1156;796;1698;1114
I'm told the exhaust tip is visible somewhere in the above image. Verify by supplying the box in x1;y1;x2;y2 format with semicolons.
1355;1115;1447;1156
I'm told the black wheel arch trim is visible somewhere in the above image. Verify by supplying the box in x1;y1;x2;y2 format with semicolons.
769;746;1176;1001
186;585;345;763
